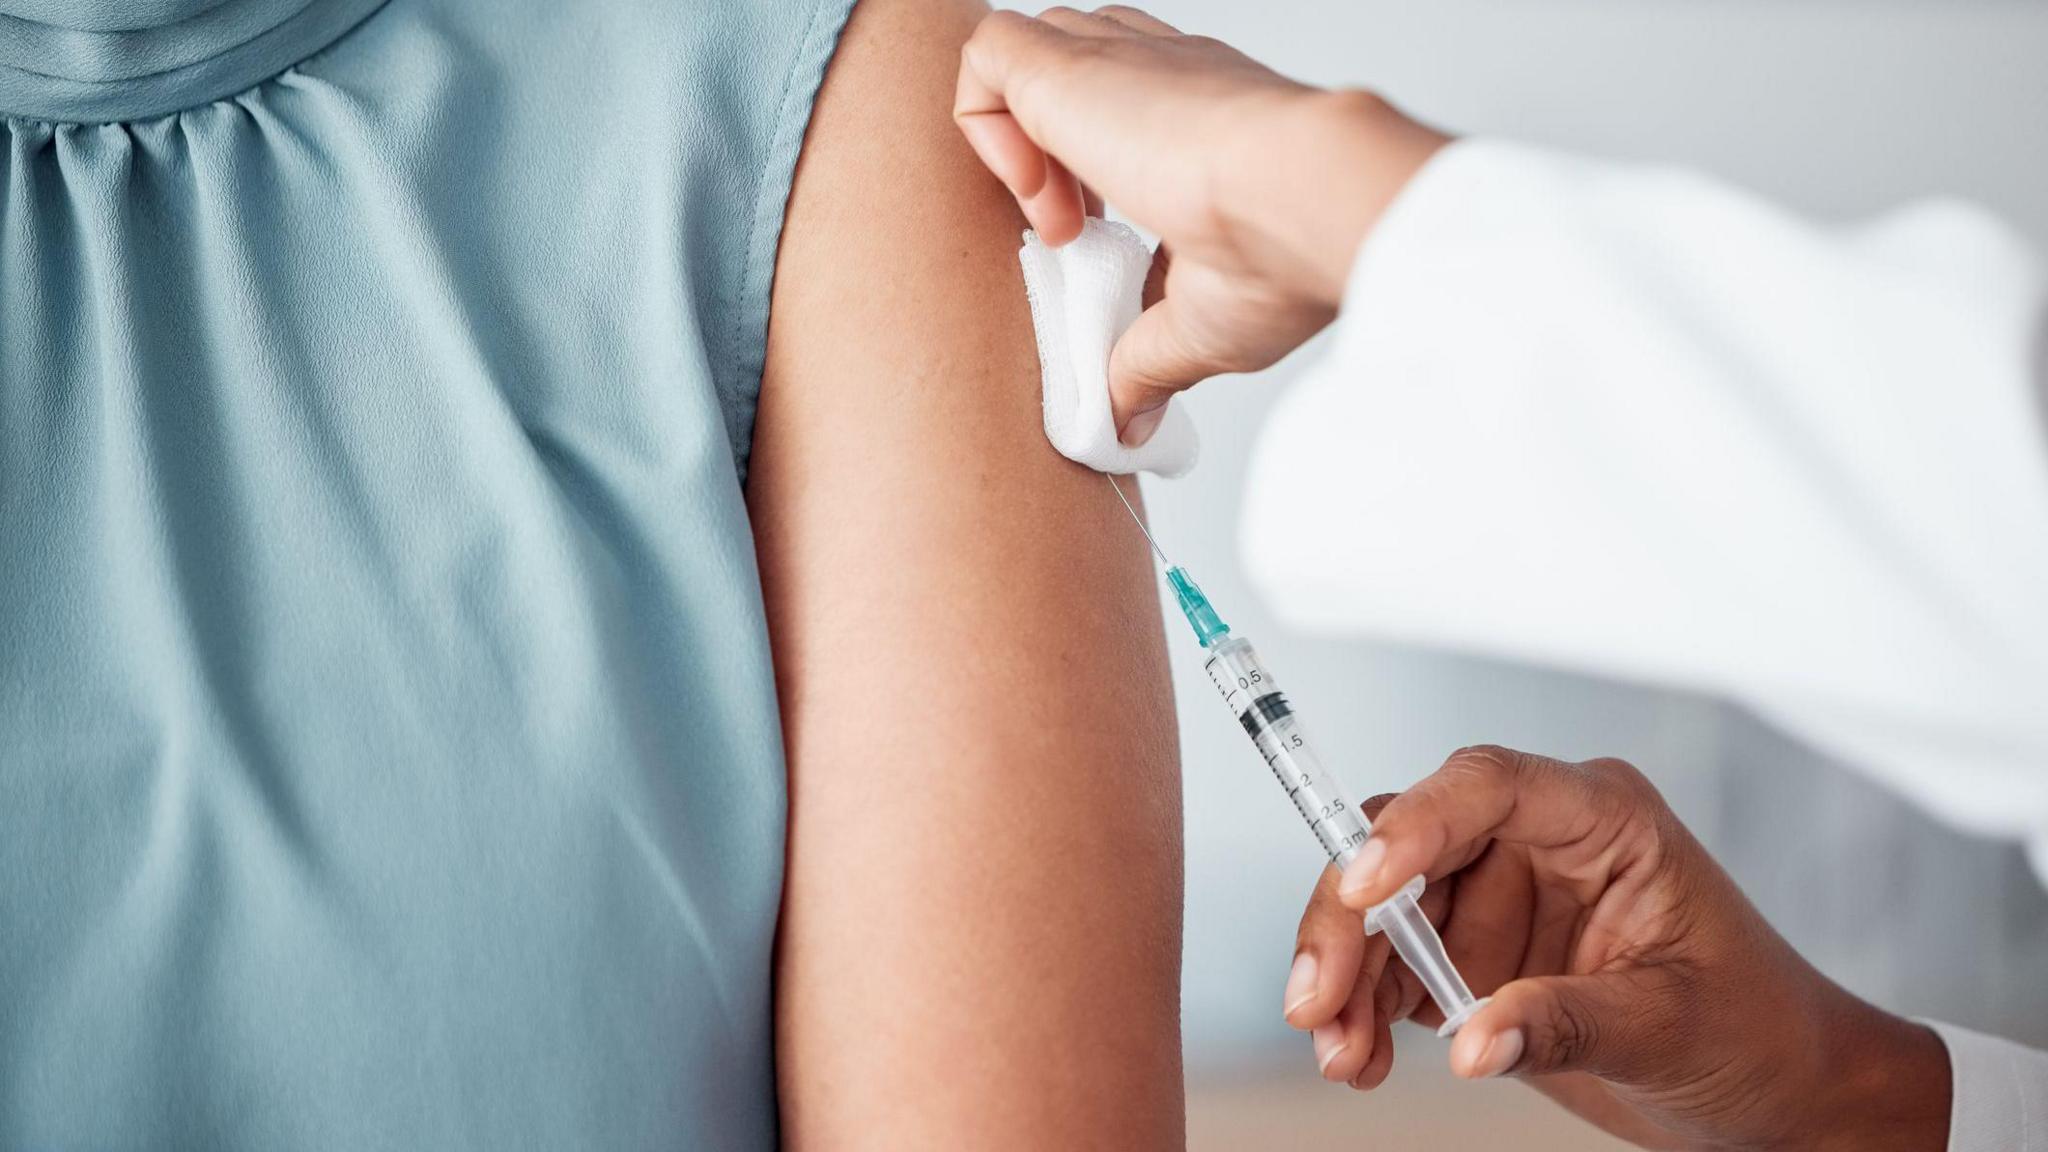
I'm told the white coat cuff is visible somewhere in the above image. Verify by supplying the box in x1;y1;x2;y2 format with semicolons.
1924;1019;2048;1151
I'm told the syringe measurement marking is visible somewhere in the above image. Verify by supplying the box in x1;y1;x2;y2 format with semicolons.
1205;650;1371;858
1241;706;1368;856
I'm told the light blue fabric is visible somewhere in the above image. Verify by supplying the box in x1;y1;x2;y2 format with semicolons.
0;0;854;1145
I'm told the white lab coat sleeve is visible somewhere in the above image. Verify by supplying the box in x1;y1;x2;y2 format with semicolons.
1239;139;2048;881
1927;1020;2048;1150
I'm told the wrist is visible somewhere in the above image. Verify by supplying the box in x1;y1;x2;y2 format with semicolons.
1788;998;1950;1152
1218;88;1449;310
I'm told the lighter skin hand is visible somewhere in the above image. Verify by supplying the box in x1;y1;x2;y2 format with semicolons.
953;5;1448;439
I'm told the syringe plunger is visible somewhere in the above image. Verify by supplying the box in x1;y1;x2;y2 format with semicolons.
1365;877;1486;1037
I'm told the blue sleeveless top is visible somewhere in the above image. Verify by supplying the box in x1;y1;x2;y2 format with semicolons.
0;0;852;1145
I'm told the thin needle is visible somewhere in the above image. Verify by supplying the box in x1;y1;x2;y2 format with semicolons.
1106;473;1171;567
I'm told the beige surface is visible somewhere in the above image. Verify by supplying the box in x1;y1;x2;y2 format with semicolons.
1188;1040;1636;1152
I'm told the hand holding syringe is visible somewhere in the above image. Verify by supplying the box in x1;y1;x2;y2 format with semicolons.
1108;479;1487;1037
1110;479;1960;1142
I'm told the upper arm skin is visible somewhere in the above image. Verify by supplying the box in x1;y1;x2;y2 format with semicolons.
747;0;1185;1147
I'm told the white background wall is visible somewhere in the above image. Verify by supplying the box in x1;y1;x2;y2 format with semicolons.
1006;0;2048;1072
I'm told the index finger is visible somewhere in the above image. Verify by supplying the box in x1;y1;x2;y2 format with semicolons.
952;10;1056;120
953;13;1055;193
1337;746;1633;911
953;13;1087;239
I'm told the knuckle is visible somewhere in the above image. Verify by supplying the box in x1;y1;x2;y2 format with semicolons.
1038;5;1112;33
1293;920;1318;952
1372;973;1401;1020
1296;874;1343;933
1442;744;1520;789
1639;805;1698;874
1583;755;1653;797
1094;3;1164;26
1293;924;1329;963
1295;891;1327;935
1579;756;1670;826
1543;998;1598;1071
1294;914;1343;959
961;13;1024;75
1066;30;1115;55
969;8;1025;45
1447;743;1519;772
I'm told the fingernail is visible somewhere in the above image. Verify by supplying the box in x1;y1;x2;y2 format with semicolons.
1338;838;1387;901
1119;402;1167;447
1312;1024;1349;1075
1468;1028;1523;1078
1283;952;1319;1020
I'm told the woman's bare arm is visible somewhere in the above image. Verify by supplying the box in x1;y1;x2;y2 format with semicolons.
748;0;1185;1146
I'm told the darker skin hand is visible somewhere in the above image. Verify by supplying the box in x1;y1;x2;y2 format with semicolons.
1288;745;1951;1151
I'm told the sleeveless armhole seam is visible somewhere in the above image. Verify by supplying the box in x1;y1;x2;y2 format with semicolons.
727;0;862;486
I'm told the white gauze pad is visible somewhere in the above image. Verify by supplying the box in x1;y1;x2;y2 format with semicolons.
1018;218;1198;477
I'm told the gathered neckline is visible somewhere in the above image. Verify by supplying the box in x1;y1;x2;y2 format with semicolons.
0;0;389;123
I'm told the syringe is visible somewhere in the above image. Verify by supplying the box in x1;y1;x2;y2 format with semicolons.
1109;478;1487;1036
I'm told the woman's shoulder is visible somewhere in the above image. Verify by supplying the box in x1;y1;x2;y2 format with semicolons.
401;0;862;87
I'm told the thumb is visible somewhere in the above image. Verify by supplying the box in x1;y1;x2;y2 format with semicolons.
1107;296;1208;445
1449;973;1662;1082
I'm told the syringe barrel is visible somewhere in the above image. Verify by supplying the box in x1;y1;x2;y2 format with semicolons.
1201;635;1372;870
1204;632;1489;1036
